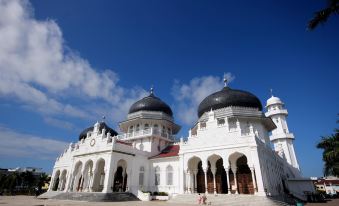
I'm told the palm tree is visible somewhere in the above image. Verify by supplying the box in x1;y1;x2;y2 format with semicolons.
308;0;339;30
316;115;339;177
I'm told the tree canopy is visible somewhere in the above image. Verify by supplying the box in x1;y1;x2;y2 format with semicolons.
316;115;339;177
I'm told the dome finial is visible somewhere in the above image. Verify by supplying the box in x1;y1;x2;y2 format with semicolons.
150;85;154;95
270;88;274;97
223;73;228;87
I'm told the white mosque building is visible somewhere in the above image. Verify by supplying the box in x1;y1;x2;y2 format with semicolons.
48;79;314;201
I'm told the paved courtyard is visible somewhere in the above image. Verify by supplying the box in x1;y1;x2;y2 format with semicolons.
1;196;339;206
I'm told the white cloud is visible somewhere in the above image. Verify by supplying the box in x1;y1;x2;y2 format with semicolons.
172;73;235;125
0;0;146;125
43;117;76;130
0;126;68;160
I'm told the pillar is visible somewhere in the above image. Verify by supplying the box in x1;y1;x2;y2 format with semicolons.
193;170;198;193
212;168;216;194
232;167;238;194
225;166;231;194
250;167;257;193
103;156;114;193
203;168;208;194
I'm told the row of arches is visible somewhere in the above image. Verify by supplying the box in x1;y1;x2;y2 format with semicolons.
52;158;131;193
186;153;257;195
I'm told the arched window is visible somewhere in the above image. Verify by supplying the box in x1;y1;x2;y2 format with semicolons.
154;124;159;134
155;166;160;185
144;124;149;130
128;126;134;137
136;124;140;132
166;165;173;185
139;166;145;186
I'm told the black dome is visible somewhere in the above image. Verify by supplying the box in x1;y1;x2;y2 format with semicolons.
128;93;173;116
198;87;263;117
79;122;118;140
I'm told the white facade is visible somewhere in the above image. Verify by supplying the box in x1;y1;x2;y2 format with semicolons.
49;87;314;200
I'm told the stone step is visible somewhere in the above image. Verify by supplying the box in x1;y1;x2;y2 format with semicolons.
169;194;290;206
50;192;139;202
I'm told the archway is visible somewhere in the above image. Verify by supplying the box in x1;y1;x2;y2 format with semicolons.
236;155;254;194
59;170;67;191
72;161;83;192
52;170;60;191
196;161;205;193
215;158;228;194
82;160;94;192
187;156;204;193
92;159;105;192
113;159;127;192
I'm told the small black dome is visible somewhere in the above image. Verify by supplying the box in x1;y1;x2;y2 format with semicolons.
79;122;118;140
198;87;263;117
128;93;173;116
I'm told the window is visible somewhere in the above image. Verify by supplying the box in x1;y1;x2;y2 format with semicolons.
155;166;160;185
166;165;173;185
217;118;225;125
139;166;144;186
136;124;140;132
144;124;149;130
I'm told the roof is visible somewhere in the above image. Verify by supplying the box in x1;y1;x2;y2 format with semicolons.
314;179;339;185
128;93;173;117
149;144;180;159
116;140;132;146
198;86;263;117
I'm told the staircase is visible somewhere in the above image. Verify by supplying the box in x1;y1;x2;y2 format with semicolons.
169;194;291;206
45;192;139;202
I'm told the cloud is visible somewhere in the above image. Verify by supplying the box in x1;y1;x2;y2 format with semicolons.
172;73;235;125
0;0;146;125
43;117;76;130
0;126;68;160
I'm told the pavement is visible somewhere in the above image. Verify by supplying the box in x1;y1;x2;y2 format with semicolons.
1;195;339;206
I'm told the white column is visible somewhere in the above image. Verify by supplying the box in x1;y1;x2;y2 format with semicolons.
212;168;216;194
225;166;230;194
103;156;114;193
232;167;238;194
250;167;257;193
203;168;208;194
193;170;198;193
187;170;192;193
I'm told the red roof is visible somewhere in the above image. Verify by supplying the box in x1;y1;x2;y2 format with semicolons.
116;140;132;146
314;179;339;185
149;145;180;159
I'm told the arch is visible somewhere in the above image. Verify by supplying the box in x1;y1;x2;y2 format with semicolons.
166;165;173;185
236;155;254;194
113;159;128;192
71;161;83;192
206;154;228;194
82;159;94;192
59;169;67;191
92;158;105;192
52;170;60;191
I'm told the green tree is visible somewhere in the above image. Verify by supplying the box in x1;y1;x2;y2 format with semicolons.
316;115;339;177
308;0;339;30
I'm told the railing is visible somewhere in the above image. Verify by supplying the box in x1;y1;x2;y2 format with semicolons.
116;128;175;141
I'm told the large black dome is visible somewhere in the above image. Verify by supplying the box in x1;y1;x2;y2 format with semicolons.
79;122;118;140
198;87;263;117
129;93;173;116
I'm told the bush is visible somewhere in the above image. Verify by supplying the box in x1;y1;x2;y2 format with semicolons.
157;192;168;196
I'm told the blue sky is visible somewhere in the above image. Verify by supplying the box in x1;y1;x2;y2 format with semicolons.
0;0;338;177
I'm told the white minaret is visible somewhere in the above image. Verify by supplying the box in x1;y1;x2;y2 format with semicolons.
265;90;299;170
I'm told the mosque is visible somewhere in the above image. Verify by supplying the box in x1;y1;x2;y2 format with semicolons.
48;78;314;201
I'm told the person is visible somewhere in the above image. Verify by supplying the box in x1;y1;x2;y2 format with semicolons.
34;187;39;197
197;193;202;204
202;193;207;205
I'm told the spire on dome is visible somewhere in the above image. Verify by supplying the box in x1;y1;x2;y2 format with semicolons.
270;88;274;97
150;85;154;95
223;73;228;87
